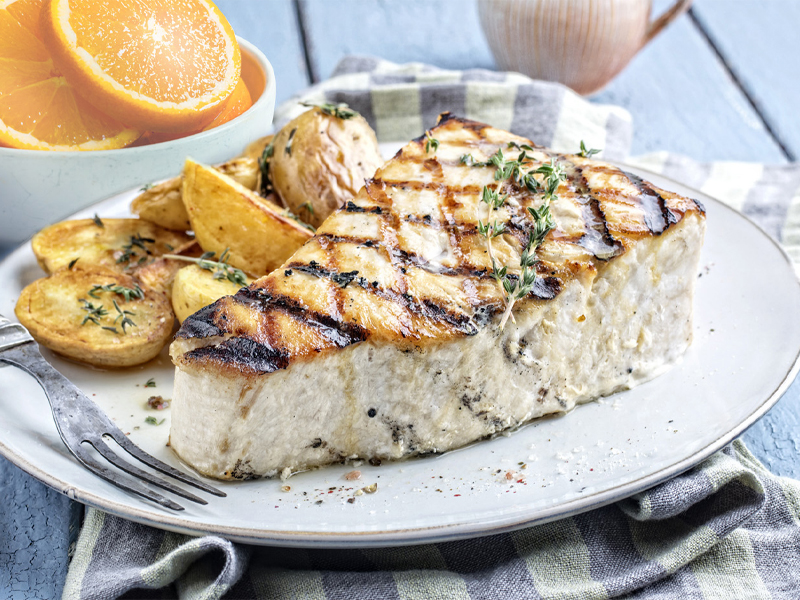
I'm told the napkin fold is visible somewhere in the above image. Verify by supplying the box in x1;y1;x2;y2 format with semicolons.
63;57;800;600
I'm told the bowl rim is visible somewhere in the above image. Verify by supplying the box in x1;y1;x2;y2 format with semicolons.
0;36;275;158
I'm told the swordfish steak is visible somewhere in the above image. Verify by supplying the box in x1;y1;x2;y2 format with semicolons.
169;115;706;480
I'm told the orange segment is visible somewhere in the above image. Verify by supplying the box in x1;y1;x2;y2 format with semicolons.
41;0;241;133
0;0;139;151
202;76;251;131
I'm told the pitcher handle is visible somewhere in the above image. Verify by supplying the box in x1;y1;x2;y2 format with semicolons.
643;0;693;47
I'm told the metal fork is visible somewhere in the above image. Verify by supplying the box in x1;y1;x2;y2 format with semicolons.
0;314;225;511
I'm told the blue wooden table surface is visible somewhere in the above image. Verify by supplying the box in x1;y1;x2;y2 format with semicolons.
2;1;798;597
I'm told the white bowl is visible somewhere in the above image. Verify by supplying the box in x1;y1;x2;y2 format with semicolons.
0;37;276;250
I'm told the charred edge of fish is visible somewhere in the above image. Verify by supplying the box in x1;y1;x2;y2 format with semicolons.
570;163;624;260
184;336;290;375
176;302;224;339
624;171;679;235
435;113;490;137
235;287;369;349
343;201;383;215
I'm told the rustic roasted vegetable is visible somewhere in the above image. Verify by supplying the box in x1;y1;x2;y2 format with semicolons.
131;157;262;231
269;106;382;227
133;240;202;299
181;158;313;276
171;264;252;323
15;266;174;368
242;134;274;160
31;218;192;274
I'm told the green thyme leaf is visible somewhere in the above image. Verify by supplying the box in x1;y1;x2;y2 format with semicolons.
301;101;359;120
578;140;601;158
145;416;165;426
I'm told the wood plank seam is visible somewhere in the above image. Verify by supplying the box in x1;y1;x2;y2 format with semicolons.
294;0;318;83
688;8;795;162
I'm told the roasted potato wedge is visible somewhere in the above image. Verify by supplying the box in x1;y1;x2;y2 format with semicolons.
270;106;382;227
131;157;261;231
15;266;174;368
31;218;193;275
171;264;252;323
182;158;313;275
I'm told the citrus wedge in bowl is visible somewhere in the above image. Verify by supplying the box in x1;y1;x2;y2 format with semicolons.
40;0;241;133
0;0;139;151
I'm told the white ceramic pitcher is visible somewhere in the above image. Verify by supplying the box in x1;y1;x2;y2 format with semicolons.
478;0;693;94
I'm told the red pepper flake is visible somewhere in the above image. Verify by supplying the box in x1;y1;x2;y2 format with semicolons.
454;494;461;497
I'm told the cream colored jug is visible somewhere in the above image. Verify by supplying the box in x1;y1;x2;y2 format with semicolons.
478;0;692;94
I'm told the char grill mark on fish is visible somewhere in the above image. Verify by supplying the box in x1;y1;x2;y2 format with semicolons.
175;115;703;376
623;171;679;235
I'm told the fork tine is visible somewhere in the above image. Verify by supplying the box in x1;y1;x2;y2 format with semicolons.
72;445;184;511
86;438;208;505
106;432;226;497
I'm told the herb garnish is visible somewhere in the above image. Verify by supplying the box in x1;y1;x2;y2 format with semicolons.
117;234;155;265
92;214;104;228
144;378;156;388
577;140;601;158
111;299;137;333
139;183;153;192
467;144;567;329
162;248;249;287
258;139;275;195
300;101;359;120
88;283;144;302
424;131;439;153
68;258;79;270
331;270;360;288
281;210;316;232
80;300;108;326
300;201;315;216
145;416;165;426
284;127;297;156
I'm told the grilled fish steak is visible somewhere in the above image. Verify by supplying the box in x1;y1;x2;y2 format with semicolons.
170;115;706;480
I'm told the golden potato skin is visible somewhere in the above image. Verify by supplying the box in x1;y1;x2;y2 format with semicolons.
171;264;252;323
270;107;382;227
182;158;313;276
31;218;193;275
14;266;174;368
131;157;261;231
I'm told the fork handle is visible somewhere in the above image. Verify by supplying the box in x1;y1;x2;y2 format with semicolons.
0;343;107;441
0;314;34;352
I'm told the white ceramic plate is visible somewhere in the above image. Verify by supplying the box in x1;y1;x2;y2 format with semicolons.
1;165;799;548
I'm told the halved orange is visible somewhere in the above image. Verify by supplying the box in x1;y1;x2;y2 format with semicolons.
132;76;251;145
0;0;140;150
41;0;241;133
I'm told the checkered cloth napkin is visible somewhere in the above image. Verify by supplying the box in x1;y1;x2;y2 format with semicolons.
63;58;800;600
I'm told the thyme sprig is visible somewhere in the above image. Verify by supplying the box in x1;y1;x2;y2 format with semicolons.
117;234;155;265
80;300;108;326
92;214;104;228
300;101;359;120
577;140;601;158
162;249;249;287
112;299;137;333
284;127;297;156
424;131;439;153
468;145;567;329
257;139;275;195
88;283;144;302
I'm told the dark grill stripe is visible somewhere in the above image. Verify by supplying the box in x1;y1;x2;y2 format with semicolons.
623;171;679;235
568;161;624;260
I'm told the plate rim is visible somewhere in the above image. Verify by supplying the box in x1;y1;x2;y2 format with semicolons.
2;164;799;547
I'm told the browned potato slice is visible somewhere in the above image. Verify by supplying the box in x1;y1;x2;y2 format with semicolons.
15;266;174;368
182;158;313;276
270;106;382;227
31;218;193;275
131;157;261;231
171;264;252;323
133;240;202;299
